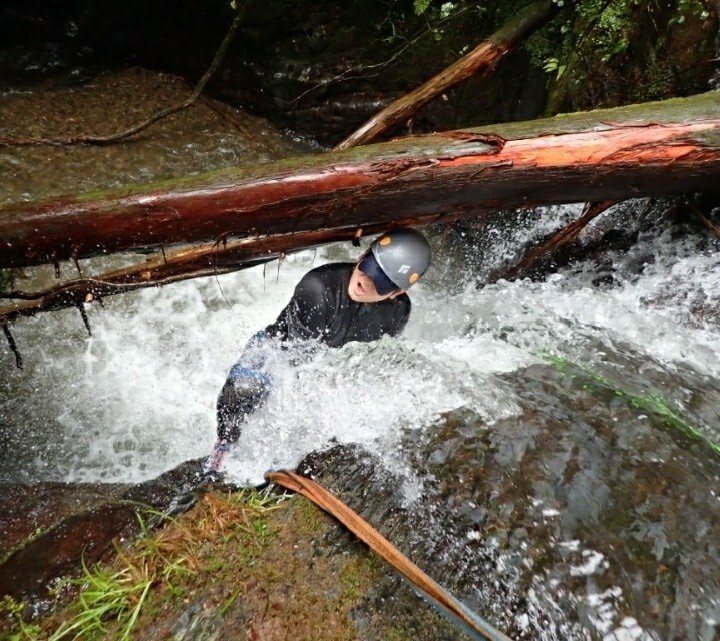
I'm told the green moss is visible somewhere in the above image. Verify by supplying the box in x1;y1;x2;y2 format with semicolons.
541;352;720;458
4;486;489;640
0;525;50;568
470;90;720;139
294;496;327;535
0;270;14;294
383;627;414;641
340;554;382;601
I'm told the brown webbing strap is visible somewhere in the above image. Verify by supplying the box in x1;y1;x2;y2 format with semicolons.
266;469;511;641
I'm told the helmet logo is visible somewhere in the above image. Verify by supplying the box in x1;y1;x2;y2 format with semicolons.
398;264;410;274
380;236;392;246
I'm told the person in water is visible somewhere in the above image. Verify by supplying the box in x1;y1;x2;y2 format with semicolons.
204;227;432;477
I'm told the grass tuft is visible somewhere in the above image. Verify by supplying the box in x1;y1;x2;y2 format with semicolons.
3;488;281;641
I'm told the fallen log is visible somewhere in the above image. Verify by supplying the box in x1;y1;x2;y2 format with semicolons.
0;223;394;323
334;0;559;151
488;200;615;283
1;91;719;272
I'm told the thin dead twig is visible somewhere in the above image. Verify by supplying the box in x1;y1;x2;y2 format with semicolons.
0;5;247;147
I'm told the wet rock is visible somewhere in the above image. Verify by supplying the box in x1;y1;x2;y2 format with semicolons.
298;444;508;641
0;501;138;603
4;375;718;641
165;598;248;641
0;67;307;207
0;458;205;603
296;358;720;640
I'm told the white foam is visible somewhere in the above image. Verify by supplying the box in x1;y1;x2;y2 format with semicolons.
2;204;720;487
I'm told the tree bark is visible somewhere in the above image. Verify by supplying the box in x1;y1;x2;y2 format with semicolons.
0;224;392;322
1;91;719;274
334;0;559;151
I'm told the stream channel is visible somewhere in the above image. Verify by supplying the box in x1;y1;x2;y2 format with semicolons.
1;69;720;641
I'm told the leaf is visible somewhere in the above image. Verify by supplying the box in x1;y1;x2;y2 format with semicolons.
543;57;559;74
414;0;432;16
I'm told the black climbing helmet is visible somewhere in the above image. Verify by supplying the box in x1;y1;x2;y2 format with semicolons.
368;228;431;291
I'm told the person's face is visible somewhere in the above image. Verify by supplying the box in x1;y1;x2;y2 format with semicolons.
348;264;404;303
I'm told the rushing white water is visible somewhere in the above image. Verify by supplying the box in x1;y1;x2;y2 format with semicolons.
2;197;720;641
4;65;719;641
2;202;720;487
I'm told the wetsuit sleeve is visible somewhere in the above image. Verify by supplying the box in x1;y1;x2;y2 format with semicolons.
389;313;408;337
264;270;330;342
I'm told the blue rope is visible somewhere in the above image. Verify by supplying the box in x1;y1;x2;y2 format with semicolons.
408;576;512;641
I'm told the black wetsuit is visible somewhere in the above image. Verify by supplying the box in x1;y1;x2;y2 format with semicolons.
266;263;410;345
216;263;411;444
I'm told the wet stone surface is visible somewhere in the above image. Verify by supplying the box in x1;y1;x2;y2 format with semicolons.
425;365;720;640
0;458;205;603
299;361;720;640
0;66;309;206
2;387;719;641
1;18;719;641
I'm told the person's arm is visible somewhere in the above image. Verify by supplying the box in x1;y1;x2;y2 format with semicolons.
388;313;409;337
385;296;411;338
265;270;331;342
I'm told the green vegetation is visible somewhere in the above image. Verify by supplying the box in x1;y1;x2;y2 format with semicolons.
0;269;13;294
1;489;282;641
340;554;382;600
524;0;716;110
294;495;327;534
413;0;432;15
672;0;710;24
47;562;154;641
354;0;715;116
529;0;710;72
543;353;720;457
1;487;411;641
1;597;42;641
